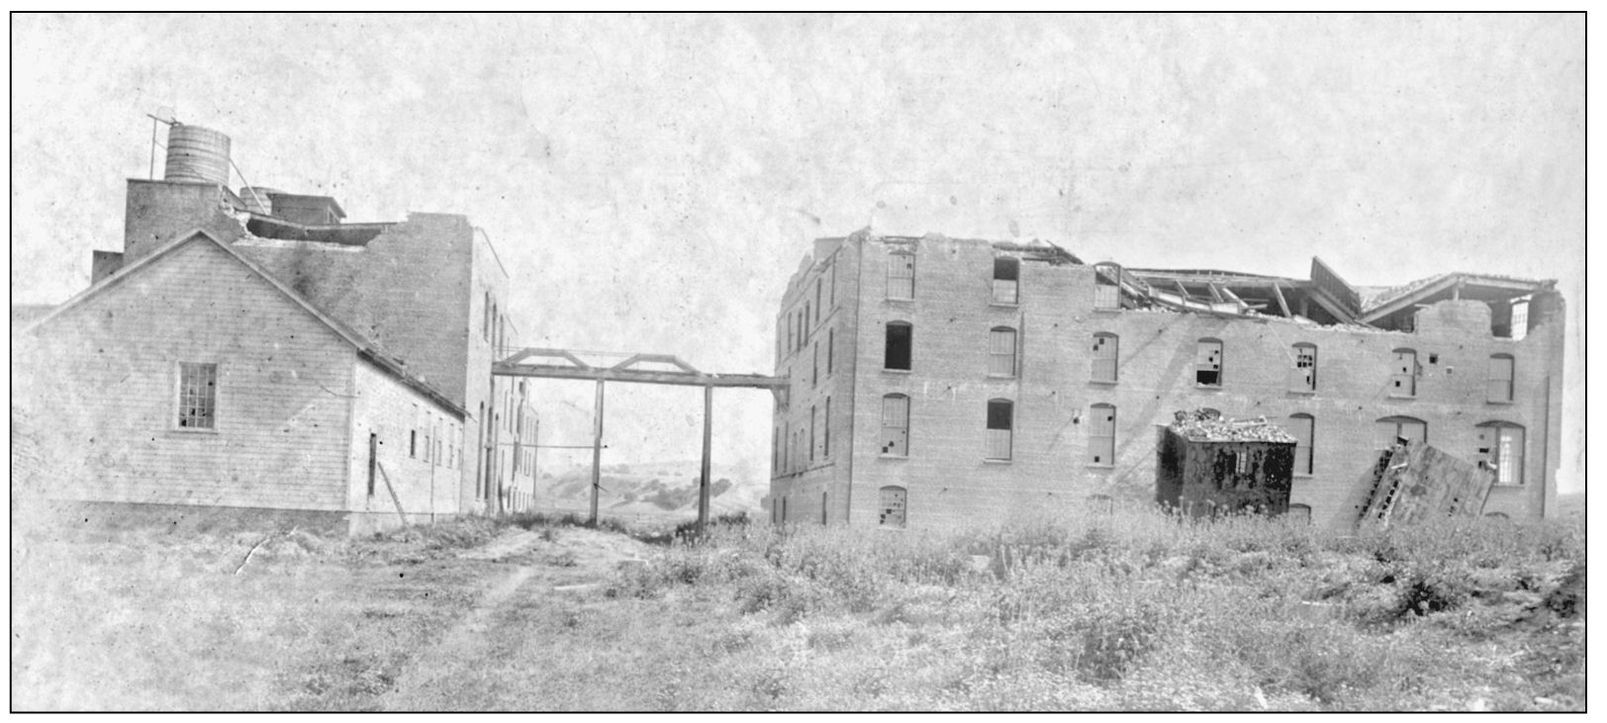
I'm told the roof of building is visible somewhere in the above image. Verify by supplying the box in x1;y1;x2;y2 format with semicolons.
23;229;465;418
267;192;347;219
1168;410;1297;444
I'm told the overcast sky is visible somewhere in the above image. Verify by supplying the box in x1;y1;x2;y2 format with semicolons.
10;13;1585;492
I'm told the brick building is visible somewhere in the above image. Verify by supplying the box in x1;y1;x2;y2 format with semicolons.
16;124;538;534
765;230;1564;530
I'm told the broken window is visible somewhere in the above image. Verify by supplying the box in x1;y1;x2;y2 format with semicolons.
881;394;909;457
1509;299;1529;341
878;486;907;528
177;362;217;429
986;399;1014;461
1092;333;1119;383
1476;422;1525;485
1195;339;1223;387
988;327;1017;377
992;256;1020;305
885;322;913;371
1093;263;1122;310
1089;403;1116;466
1375;416;1427;450
1291;343;1317;392
1288;413;1314;475
887;250;915;299
1390;349;1418;397
1487;354;1514;403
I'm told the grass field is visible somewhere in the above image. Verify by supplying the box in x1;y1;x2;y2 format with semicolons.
10;503;1584;711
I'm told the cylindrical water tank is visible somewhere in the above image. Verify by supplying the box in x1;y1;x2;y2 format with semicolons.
239;186;281;215
164;124;231;185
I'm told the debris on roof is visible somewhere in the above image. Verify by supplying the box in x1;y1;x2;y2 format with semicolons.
1168;409;1297;444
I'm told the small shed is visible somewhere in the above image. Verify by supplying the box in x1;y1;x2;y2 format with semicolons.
1156;410;1297;518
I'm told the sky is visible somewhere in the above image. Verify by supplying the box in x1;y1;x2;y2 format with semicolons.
9;13;1585;492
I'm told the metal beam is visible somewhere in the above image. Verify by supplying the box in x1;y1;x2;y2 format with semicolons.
494;362;786;389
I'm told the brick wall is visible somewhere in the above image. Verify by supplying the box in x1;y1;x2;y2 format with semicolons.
771;233;1564;530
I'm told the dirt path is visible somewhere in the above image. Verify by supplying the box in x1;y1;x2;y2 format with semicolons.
377;527;652;710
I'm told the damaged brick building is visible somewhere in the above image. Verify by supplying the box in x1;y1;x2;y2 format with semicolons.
766;229;1564;530
16;123;538;534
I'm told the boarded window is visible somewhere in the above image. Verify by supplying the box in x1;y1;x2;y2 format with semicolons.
1487;354;1514;403
1092;333;1118;383
1288;414;1314;475
878;486;907;528
1375;416;1427;450
881;394;909;456
888;251;915;299
993;257;1020;304
1291;343;1317;392
177;362;217;429
1196;339;1223;386
885;322;913;370
986;399;1014;461
1089;403;1116;466
1390;349;1418;397
1476;422;1525;485
988;327;1017;376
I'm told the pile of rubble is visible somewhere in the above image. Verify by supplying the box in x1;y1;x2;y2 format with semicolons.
1168;409;1298;444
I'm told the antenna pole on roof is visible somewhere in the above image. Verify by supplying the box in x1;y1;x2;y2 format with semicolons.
144;107;177;181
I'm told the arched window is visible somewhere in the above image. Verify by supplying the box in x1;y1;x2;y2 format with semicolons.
992;256;1020;304
880;394;909;457
1089;403;1116;466
887;250;915;299
884;321;912;370
986;399;1014;460
878;486;907;528
1390;348;1418;397
1291;343;1317;392
1475;421;1526;485
1375;416;1427;450
1196;338;1223;386
1092;333;1119;383
988;327;1017;377
1288;413;1315;475
1487;354;1515;403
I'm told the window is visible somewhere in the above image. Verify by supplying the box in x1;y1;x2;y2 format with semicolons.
1510;299;1529;340
1093;262;1122;309
782;421;790;471
888;250;915;299
1195;339;1223;386
367;433;378;497
1288;414;1314;475
878;486;907;528
1092;333;1119;383
812;343;819;386
410;430;418;459
821;491;828;525
772;427;779;470
1089;403;1115;466
992;256;1020;304
988;327;1017;377
826;329;834;375
1375;416;1427;450
830;263;837;305
1476;422;1525;485
809;405;816;462
1487;354;1514;403
782;496;788;523
803;302;811;344
483;291;491;340
786;313;793;357
1390;349;1418;397
1291;343;1317;392
823;397;831;458
885;322;912;371
881;394;909;456
1287;504;1312;524
177;362;217;429
815;279;823;323
986;399;1014;461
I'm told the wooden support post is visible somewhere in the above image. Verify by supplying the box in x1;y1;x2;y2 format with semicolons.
1271;283;1293;318
590;379;604;526
1207;283;1226;303
1174;280;1191;299
1219;285;1248;310
697;384;713;537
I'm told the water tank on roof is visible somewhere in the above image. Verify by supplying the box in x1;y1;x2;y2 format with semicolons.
163;124;231;185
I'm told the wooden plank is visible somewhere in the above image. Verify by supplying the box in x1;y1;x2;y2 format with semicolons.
1271;283;1292;317
375;461;408;524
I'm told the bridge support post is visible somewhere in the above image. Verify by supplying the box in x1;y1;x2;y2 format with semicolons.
698;384;713;537
590;379;604;526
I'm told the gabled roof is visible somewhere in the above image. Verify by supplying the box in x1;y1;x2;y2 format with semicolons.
25;229;465;418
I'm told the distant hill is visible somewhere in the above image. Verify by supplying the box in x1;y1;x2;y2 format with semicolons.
535;459;766;518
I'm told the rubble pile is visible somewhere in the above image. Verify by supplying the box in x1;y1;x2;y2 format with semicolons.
1168;409;1298;444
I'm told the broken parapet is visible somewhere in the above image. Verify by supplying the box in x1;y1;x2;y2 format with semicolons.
1359;442;1496;526
1157;410;1297;517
